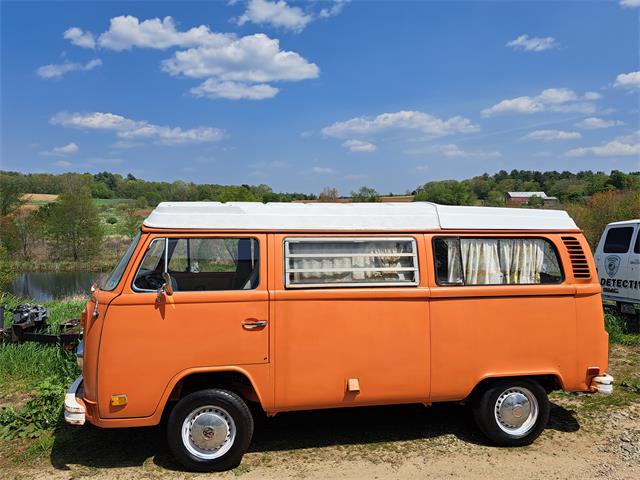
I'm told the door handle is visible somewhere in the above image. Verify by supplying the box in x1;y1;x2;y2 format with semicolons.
630;260;640;265
242;320;267;330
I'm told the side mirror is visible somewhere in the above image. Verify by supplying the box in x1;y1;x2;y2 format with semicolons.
155;272;174;302
162;272;174;296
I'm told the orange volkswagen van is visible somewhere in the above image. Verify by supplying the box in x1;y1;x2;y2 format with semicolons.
64;202;612;471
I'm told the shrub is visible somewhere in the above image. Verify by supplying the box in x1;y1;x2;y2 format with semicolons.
0;376;68;439
605;312;640;346
106;216;118;224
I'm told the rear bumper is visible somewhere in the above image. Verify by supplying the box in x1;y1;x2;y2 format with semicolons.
590;373;614;395
64;376;86;425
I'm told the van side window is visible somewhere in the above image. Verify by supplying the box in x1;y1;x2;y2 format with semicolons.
603;227;634;253
635;229;640;254
133;238;259;292
284;237;419;288
434;237;563;285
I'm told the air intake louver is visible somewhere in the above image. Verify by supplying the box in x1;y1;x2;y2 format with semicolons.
561;236;591;279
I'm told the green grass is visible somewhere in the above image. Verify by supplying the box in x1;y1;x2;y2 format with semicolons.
605;311;640;346
93;198;134;207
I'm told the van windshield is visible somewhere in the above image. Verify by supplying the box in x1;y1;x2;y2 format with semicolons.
101;232;141;291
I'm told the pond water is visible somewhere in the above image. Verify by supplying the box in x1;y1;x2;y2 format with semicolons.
8;271;108;302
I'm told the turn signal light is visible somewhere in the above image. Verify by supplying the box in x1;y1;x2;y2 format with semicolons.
110;394;128;407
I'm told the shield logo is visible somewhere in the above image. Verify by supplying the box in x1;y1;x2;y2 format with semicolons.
605;255;621;277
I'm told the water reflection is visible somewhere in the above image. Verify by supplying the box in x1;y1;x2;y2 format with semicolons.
9;272;108;302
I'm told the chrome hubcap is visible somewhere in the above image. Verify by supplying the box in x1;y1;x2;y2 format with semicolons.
494;387;539;437
182;406;236;459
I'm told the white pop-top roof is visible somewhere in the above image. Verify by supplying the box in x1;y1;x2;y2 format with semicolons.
143;202;579;231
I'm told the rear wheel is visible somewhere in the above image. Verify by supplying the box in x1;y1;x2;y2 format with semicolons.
167;389;253;472
472;379;549;446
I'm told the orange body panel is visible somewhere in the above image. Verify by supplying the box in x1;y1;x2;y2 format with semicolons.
79;228;609;428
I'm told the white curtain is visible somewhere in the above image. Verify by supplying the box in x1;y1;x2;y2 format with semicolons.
289;241;414;283
460;239;502;284
499;239;546;284
442;238;463;284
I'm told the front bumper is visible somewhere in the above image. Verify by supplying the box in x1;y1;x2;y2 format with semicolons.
590;373;614;395
64;376;86;425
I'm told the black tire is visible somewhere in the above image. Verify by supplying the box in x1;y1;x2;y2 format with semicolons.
167;389;253;472
472;378;549;447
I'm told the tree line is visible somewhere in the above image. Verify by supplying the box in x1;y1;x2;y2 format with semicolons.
413;169;639;206
0;171;316;206
0;168;638;279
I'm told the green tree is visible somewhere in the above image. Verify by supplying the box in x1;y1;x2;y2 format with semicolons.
0;243;15;291
13;211;42;259
485;190;505;207
43;191;103;261
527;195;545;208
0;175;25;217
122;205;145;238
414;180;475;205
350;186;379;202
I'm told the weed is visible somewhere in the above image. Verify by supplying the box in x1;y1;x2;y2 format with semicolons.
0;376;69;439
605;312;640;346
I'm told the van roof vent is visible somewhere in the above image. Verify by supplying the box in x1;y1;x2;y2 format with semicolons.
561;236;591;279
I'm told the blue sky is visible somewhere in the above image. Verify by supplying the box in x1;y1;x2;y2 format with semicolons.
1;0;639;195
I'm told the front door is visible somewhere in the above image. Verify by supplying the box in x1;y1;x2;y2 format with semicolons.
97;234;269;419
272;234;430;410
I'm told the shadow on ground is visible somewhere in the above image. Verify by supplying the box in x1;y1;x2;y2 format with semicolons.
50;401;579;472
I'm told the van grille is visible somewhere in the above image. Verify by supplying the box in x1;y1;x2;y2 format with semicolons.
561;236;591;279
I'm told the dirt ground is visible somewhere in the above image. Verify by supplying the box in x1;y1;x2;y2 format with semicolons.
2;346;639;480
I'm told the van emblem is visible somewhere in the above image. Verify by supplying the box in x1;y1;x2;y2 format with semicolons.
605;255;621;277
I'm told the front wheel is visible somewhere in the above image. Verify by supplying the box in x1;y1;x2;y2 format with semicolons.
472;379;550;446
167;389;253;472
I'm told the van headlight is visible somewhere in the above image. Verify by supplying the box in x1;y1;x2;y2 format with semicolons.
76;340;84;370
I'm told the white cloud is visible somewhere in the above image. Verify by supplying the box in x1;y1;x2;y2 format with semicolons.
566;132;640;157
575;117;625;129
311;166;334;174
64;27;96;49
97;15;231;51
36;59;102;79
616;130;640;144
322;110;479;139
54;160;73;168
161;33;318;82
65;15;319;100
523;130;581;141
236;0;312;32
50;111;225;145
190;79;279;100
583;91;602;100
234;0;350;31
320;0;351;18
620;0;640;8
342;139;376;152
41;142;79;156
415;165;430;172
482;88;599;117
405;144;501;159
506;34;559;52
614;71;640;90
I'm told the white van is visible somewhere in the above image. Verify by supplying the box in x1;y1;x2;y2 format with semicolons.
594;220;640;316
